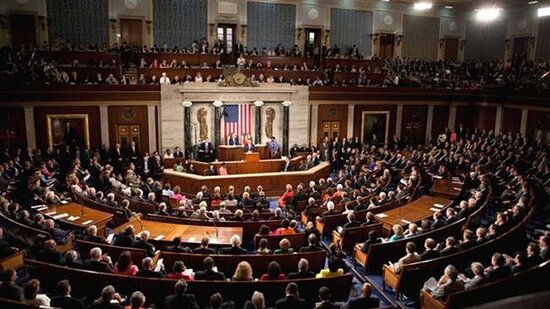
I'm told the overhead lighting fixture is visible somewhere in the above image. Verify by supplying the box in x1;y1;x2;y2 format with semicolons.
476;8;502;22
539;7;550;17
414;2;433;11
445;5;453;9
528;1;538;4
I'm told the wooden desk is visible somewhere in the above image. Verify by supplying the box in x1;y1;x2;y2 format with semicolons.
164;156;303;175
112;216;242;246
163;162;330;196
430;178;463;199
218;145;267;161
36;203;113;236
375;195;453;236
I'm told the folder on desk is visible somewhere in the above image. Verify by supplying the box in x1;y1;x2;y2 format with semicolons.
154;235;165;241
400;219;412;224
45;211;56;216
60;200;69;205
188;237;196;242
81;220;93;225
429;207;441;212
32;205;46;209
433;203;445;208
453;187;462;191
53;213;69;220
106;233;114;244
67;216;80;222
376;213;388;218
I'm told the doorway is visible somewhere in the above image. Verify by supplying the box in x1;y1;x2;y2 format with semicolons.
321;121;341;140
378;33;395;57
218;23;237;64
443;38;459;61
512;37;529;62
10;14;36;48
120;19;143;47
116;125;142;153
304;28;321;58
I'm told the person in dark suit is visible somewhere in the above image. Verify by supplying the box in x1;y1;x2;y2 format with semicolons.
50;280;86;309
485;253;511;281
136;257;165;278
0;268;23;302
344;283;380;309
91;285;123;309
111;143;123;173
439;237;459;256
198;138;214;162
218;235;247;255
83;247;113;273
126;141;140;166
281;157;294;172
421;238;441;261
168;236;192;253
275;282;307;309
430;211;445;230
193;237;216;255
243;142;255;153
299;234;323;252
360;230;382;253
194;257;226;280
131;230;156;257
204;164;217;176
35;239;65;265
315;286;340;309
112;225;135;247
44;219;73;245
227;133;239;146
173;147;184;158
164;279;199;309
83;225;108;244
288;258;316;279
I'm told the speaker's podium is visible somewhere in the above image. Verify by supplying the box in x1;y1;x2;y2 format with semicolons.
243;152;260;162
217;145;267;161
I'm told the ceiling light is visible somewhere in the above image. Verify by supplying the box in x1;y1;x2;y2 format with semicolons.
445;5;453;9
476;8;502;22
414;2;433;11
528;1;538;4
539;7;550;17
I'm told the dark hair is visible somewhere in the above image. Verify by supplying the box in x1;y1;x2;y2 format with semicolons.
406;242;416;253
281;219;290;228
172;236;182;247
203;256;214;270
172;260;185;273
116;251;133;272
318;286;331;301
209;292;223;308
56;280;70;296
328;256;340;273
258;224;270;235
259;238;268;249
285;282;299;295
267;261;282;279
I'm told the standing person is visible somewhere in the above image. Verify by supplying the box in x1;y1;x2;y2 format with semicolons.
267;136;281;159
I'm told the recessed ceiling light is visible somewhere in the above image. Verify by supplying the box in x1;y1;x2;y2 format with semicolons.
414;2;433;11
528;1;538;4
445;5;453;9
476;8;502;22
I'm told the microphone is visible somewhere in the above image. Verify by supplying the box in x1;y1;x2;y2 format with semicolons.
136;215;144;231
212;218;219;238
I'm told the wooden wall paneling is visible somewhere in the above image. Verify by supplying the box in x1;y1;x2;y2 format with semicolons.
316;105;348;143
33;106;101;151
526;111;550;142
353;105;397;142
108;106;149;154
502;107;522;134
0;107;27;149
431;105;450;137
456;105;496;132
401;105;428;145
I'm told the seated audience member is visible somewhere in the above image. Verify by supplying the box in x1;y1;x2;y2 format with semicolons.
317;201;336;223
0;268;23;301
461;262;487;289
431;211;445;230
526;242;542;267
64;250;82;269
344;283;380;309
260;261;287;280
83;225;108;244
193;236;216;254
275;282;307;309
168;236;192;253
388;224;405;242
167;260;193;280
113;225;136;247
194;257;226;280
43;218;72;245
539;235;549;261
243;291;266;309
428;265;465;300
476;227;488;245
277;184;295;208
83;247;113;273
274;238;294;254
288;258;316;279
50;280;86;309
132;230;157;257
404;223;421;238
229;209;245;221
390;242;421;274
439;236;459;256
137;257;165;278
91;285;124;308
274;219;296;235
208;292;234;309
458;229;477;250
484;252;511;281
256;238;272;255
35;239;65;265
316;256;344;278
164;279;199;309
316;286;339;309
360;230;382;253
113;251;138;276
23;279;50;307
219;235;247;255
128;291;146;309
300;234;323;252
232;261;254;281
421;238;441;261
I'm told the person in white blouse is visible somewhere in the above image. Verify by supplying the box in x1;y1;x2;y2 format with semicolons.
160;72;171;84
23;279;50;307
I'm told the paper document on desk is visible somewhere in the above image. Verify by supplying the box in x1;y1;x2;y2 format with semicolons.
376;213;388;218
453;187;462;191
154;235;165;241
154;258;164;272
429;208;441;212
432;175;443;179
32;205;46;209
423;277;438;291
45;211;56;216
53;213;69;220
60;200;69;205
81;220;93;225
36;207;49;212
400;219;412;224
452;177;460;182
106;233;114;244
452;181;463;185
67;216;80;222
433;203;445;208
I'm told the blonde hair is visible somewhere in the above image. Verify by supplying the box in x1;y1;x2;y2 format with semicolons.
233;261;253;281
392;224;404;237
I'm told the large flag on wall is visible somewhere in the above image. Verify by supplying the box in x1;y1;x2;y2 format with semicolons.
223;104;252;143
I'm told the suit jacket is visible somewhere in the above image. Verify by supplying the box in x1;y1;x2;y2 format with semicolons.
421;249;441;261
132;239;156;257
136;269;164;278
218;246;247;255
288;270;316;279
299;245;323;253
282;163;294;172
316;301;340;309
83;259;112;273
275;295;307;309
346;296;380;309
392;252;421;273
194;269;226;280
431;279;465;300
464;275;486;289
112;232;134;248
35;248;65;265
193;247;216;255
50;295;86;309
228;137;239;146
164;293;200;309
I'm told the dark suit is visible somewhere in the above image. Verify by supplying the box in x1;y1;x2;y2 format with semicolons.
243;143;255;153
228;137;239;146
421;249;441;261
275;295;307;309
194;269;226;280
346;296;380;309
281;163;294;172
299;245;323;253
193;247;216;255
136;269;164;278
288;270;316;279
164;293;200;309
218;246;247;255
112;232;134;247
132;239;156;257
50;295;86;309
0;282;23;301
198;142;214;161
83;259;112;273
315;301;340;309
35;248;65;265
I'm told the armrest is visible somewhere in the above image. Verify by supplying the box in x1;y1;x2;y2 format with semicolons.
0;251;26;272
420;289;445;309
316;220;325;234
332;230;342;244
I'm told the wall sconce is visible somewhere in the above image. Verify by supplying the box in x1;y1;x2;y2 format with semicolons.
209;23;216;37
281;101;292;107
439;38;445;48
145;20;152;34
241;25;247;37
253;101;264;107
460;40;466;50
213;100;224;107
370;33;379;44
324;29;331;42
397;35;404;46
182;101;193;107
504;39;511;50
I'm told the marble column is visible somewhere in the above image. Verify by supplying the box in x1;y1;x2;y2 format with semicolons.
426;105;434;141
182;101;192;156
214;106;222;146
24;106;36;150
282;101;291;156
347;104;355;138
520;109;528;136
99;105;109;147
254;101;264;144
448;104;457;130
494;105;503;134
395;105;403;139
147;105;157;154
310;104;319;146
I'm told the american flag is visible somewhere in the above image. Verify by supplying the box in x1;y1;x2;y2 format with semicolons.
224;104;252;144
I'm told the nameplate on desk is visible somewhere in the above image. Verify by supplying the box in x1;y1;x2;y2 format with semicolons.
154;235;165;241
53;213;69;220
376;213;388;218
453;187;462;191
35;207;49;212
400;219;412;224
60;200;69;205
81;220;93;225
429;207;441;212
67;216;80;222
432;175;443;179
45;211;56;216
187;237;197;242
433;203;445;208
31;205;46;209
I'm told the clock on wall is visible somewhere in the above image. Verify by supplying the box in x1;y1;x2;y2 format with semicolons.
124;0;138;10
308;8;319;20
